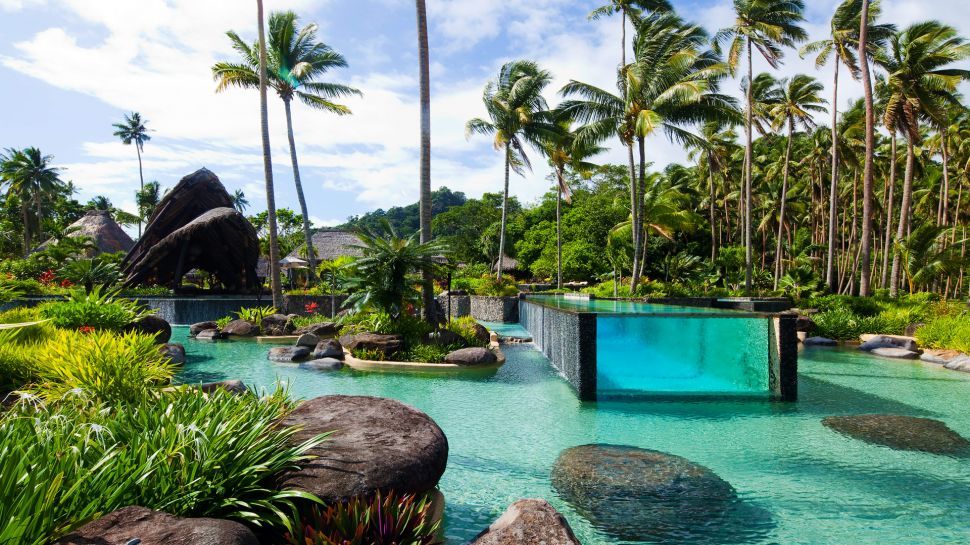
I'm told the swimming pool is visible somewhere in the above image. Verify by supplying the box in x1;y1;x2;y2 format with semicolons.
173;327;970;544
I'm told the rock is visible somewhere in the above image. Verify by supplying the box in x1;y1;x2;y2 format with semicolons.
198;380;248;395
189;321;218;336
870;347;920;359
551;444;736;541
943;356;970;372
222;319;259;337
803;336;837;346
425;329;468;347
195;328;227;341
125;315;172;343
260;313;294;336
340;333;403;357
858;334;918;352
268;346;311;363
795;315;815;333
920;349;963;365
53;505;258;545
277;395;448;502
299;358;344;371
444;347;497;365
470;499;581;545
313;338;344;359
295;321;341;337
295;333;320;348
471;322;491;344
158;343;185;365
822;414;970;454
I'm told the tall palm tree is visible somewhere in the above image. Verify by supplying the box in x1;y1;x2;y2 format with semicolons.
768;75;826;288
589;0;672;75
687;122;739;260
255;0;282;306
214;11;361;282
716;0;806;292
135;181;161;224
881;21;970;296
111;112;151;237
466;60;556;280
415;0;434;322
0;147;63;256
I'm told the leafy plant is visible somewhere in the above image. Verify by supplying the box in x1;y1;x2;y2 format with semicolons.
405;343;456;364
216;316;232;329
352;348;387;361
282;490;441;545
58;257;121;293
235;305;279;323
444;316;487;348
39;287;154;331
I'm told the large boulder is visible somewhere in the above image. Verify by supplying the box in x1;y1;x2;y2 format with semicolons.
551;444;737;542
222;319;259;337
870;347;920;359
53;506;258;545
313;338;344;359
340;333;404;357
299;358;344;371
189;321;218;336
277;395;448;502
472;322;491;344
295;333;320;348
295;321;341;337
859;334;918;352
470;499;581;545
822;414;970;454
268;346;311;363
261;313;295;336
158;343;186;365
195;329;228;341
444;347;497;365
126;315;172;343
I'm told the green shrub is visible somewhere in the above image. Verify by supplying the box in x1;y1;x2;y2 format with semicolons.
404;343;457;363
235;305;279;323
445;316;487;347
0;277;45;296
812;308;865;341
0;387;325;545
39;288;153;331
283;491;440;545
467;275;518;296
352;347;387;361
58;257;121;293
916;314;970;353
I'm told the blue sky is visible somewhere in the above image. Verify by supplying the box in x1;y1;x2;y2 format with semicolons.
0;0;964;228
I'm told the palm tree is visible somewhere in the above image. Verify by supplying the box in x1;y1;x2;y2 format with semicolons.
716;0;806;292
230;189;250;213
135;181;161;224
881;21;970;296
801;0;893;291
589;0;672;77
896;224;966;293
466;60;557;280
214;10;361;283
415;0;434;322
0;147;63;255
687;122;738;260
768;74;826;288
111;112;151;237
255;0;282;307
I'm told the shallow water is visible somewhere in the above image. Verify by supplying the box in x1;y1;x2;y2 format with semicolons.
173;328;970;544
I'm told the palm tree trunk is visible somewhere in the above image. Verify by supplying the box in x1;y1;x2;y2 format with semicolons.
556;168;563;290
21;205;30;257
136;144;145;238
881;132;897;287
826;57;841;291
627;143;638;286
890;138;916;297
497;146;510;281
416;0;434;322
35;194;43;244
709;166;717;261
631;136;646;289
858;0;874;296
744;38;754;293
941;132;951;225
257;0;282;306
773;118;794;290
283;98;317;283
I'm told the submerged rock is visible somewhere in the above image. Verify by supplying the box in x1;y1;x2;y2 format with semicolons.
277;395;448;502
195;328;227;341
312;338;344;359
299;358;344;371
268;346;311;363
444;347;497;365
943;356;970;372
869;347;919;359
54;506;258;545
470;499;581;545
859;334;918;352
822;414;970;454
189;321;218;336
222;319;258;337
158;343;185;365
803;336;837;346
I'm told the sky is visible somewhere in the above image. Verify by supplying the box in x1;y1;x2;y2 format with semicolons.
0;0;967;229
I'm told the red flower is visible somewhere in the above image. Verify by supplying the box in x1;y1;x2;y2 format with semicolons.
305;301;320;314
38;270;56;286
60;279;74;288
78;326;95;334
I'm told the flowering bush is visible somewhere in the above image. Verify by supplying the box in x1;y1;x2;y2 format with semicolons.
38;269;56;286
305;301;320;314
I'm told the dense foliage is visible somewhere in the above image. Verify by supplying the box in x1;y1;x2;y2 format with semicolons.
282;491;440;545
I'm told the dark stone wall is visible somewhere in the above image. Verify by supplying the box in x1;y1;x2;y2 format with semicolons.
520;300;597;400
282;294;349;318
436;294;471;320
470;296;519;322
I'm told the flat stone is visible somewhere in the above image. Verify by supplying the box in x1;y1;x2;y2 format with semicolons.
222;319;259;337
295;333;320;348
189;321;218;336
551;444;737;541
803;336;837;346
340;333;403;357
268;346;311;363
859;334;918;352
822;414;970;454
312;338;344;359
277;395;448;502
870;347;919;359
198;379;248;395
195;329;228;341
53;506;258;545
260;313;294;336
125;315;172;343
920;349;963;365
444;347;497;365
470;499;581;545
158;343;185;365
943;356;970;371
299;358;344;371
294;321;341;337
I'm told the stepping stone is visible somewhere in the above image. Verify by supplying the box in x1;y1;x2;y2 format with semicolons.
920;349;962;364
313;338;344;359
444;347;497;365
268;346;311;363
859;334;918;352
189;321;218;336
222;319;259;337
470;499;581;545
822;414;970;454
54;506;258;545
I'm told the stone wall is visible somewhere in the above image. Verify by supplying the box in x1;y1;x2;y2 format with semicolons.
436;294;471;320
470;296;519;322
519;299;597;400
139;297;266;325
282;294;349;317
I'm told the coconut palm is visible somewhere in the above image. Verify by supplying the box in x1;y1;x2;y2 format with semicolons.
768;74;826;288
214;10;361;282
716;0;807;292
415;0;434;322
896;224;966;293
0;147;63;255
466;60;557;280
111;111;151;237
230;189;250;213
688;122;739;260
136;181;161;224
589;0;673;79
255;0;282;307
880;21;970;296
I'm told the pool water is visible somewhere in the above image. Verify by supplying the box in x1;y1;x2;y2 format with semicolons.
173;328;970;544
522;295;744;315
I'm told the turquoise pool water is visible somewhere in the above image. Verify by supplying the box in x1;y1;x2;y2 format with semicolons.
173;328;970;544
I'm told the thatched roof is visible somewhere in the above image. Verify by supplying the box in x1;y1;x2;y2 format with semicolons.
287;230;364;261
123;207;259;292
493;254;519;272
39;210;133;255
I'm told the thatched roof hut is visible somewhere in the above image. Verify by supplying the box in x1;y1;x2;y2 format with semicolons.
287;230;364;261
492;254;519;273
39;210;133;255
